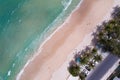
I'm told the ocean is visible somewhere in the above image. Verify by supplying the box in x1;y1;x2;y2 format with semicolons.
0;0;81;80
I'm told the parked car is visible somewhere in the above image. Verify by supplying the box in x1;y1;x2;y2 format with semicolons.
85;66;91;71
83;69;89;75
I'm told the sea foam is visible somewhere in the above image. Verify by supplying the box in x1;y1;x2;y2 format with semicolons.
62;0;73;10
7;70;11;76
16;0;82;80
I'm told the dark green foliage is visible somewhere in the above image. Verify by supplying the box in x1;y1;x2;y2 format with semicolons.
79;72;86;80
68;64;80;76
88;62;95;69
94;54;102;62
96;6;120;57
68;6;120;78
92;48;97;54
117;72;120;78
80;56;89;65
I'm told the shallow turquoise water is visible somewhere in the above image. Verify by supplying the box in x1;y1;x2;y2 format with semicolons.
0;0;81;80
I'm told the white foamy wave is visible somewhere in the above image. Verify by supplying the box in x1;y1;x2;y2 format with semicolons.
16;57;36;80
25;47;28;52
16;69;24;80
11;10;15;15
12;63;15;68
10;2;22;16
61;0;72;10
16;0;83;79
7;70;11;76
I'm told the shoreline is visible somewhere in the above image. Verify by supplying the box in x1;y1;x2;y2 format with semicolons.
16;0;84;79
17;0;114;80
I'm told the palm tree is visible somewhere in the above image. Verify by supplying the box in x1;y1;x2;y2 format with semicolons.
91;48;97;55
94;54;102;62
80;57;89;65
88;62;95;69
95;6;120;57
84;52;92;59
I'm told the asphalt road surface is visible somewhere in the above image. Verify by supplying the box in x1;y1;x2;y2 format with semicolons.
86;54;119;80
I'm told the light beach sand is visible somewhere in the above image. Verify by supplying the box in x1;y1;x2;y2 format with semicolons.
17;0;115;80
51;32;94;80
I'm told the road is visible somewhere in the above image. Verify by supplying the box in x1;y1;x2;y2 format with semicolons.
86;54;119;80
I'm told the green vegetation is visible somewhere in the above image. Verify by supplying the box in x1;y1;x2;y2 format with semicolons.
68;5;120;80
91;48;97;55
68;64;80;76
94;54;102;62
95;6;120;57
80;56;89;65
68;47;102;79
117;72;120;78
79;72;86;80
88;62;95;69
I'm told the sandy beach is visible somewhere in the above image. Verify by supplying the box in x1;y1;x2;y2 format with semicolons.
17;0;114;80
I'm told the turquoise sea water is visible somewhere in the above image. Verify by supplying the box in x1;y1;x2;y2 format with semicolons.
0;0;81;80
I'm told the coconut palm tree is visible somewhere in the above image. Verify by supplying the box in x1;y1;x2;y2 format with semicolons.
94;54;102;62
80;57;89;65
88;62;95;69
84;52;92;59
95;6;120;57
91;48;97;55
